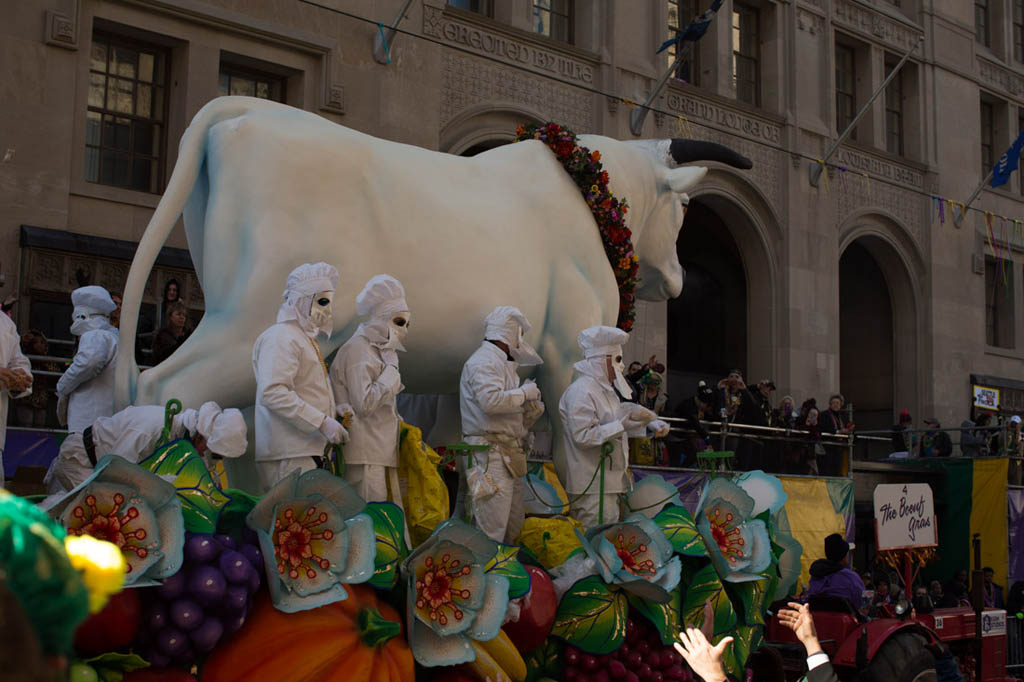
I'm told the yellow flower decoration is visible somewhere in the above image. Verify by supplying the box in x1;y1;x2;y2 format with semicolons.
64;535;127;613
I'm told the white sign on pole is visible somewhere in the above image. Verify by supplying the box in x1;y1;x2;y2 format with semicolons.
873;483;937;550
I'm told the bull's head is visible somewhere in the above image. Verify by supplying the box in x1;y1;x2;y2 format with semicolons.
623;139;752;301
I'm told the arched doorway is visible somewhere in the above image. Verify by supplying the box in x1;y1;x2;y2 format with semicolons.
839;242;894;431
666;183;776;405
837;226;921;431
668;199;747;391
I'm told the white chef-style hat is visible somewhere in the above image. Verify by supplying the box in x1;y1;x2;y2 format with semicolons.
577;325;629;358
484;306;531;344
71;286;117;316
284;262;339;298
181;402;248;458
355;275;408;318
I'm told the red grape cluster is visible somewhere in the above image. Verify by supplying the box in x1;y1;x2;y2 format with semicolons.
561;617;694;682
135;531;264;667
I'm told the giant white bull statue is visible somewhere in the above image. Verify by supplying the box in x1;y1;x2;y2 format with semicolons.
115;97;750;479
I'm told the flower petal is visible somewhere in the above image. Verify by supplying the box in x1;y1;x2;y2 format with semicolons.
258;527;351;612
295;469;366;520
652;555;682;592
627;475;682;518
744;519;772;575
467;574;509;641
576;528;621;584
698;477;755;520
246;469;301;535
148;493;185;579
734;470;788;518
451;564;486;611
625;513;674;563
410;617;474;667
431;519;499;565
337;512;376;584
412;541;479;637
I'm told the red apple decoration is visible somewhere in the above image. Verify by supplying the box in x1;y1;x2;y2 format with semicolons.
73;588;143;656
503;565;557;654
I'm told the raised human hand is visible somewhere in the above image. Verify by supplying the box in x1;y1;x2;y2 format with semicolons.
777;602;821;653
673;627;731;682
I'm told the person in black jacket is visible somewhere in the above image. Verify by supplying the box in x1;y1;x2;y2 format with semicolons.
672;381;717;465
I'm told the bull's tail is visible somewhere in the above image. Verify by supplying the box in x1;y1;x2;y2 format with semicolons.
114;96;263;409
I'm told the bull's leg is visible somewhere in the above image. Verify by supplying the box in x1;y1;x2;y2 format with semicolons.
533;266;616;490
136;311;258;411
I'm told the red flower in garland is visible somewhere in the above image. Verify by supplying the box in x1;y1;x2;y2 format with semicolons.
514;122;639;331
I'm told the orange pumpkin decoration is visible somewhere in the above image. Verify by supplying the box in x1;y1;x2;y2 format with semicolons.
202;585;413;682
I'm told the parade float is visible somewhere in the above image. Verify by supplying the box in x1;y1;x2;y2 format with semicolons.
34;420;802;682
8;97;808;680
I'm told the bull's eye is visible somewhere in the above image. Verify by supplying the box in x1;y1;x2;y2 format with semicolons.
317;298;330;306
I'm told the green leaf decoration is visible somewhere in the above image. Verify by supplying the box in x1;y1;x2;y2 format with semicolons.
654;505;707;556
717;624;762;679
216;487;261;541
525;637;564;682
551;576;629;654
728;579;769;626
365;502;409;590
627;586;681;645
681;564;738;636
137;439;231;533
485;542;531;599
84;651;149;682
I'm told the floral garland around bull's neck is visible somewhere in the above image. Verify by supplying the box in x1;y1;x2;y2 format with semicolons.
514;122;639;332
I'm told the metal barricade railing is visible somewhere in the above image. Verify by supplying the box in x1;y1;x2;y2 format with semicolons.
657;417;854;477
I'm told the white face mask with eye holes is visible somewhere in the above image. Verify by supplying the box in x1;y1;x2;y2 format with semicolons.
70;308;108;337
308;290;334;336
383;311;410;351
509;324;543;366
611;353;633;399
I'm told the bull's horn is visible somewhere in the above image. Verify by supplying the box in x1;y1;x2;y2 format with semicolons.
670;139;753;169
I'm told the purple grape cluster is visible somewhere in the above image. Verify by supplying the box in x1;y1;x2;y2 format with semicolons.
562;616;694;682
135;532;264;667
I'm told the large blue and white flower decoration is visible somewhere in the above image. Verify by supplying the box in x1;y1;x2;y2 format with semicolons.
401;519;515;667
627;474;683;519
577;513;681;601
44;455;185;586
694;473;782;582
246;469;376;613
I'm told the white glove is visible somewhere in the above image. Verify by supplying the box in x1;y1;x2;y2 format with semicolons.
621;417;648;433
648;419;671;438
319;416;349;445
521;382;542;402
378;364;402;395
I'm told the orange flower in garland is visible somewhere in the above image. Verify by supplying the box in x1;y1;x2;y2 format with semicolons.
514;122;639;331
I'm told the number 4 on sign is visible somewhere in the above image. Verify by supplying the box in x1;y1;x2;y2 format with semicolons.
903;485;907;495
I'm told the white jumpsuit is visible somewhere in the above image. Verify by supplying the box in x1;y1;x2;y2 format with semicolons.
0;314;31;486
56;324;118;434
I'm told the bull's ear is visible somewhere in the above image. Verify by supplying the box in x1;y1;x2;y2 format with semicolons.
666;166;707;194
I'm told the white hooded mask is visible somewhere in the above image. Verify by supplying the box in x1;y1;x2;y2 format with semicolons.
276;262;340;338
484;305;543;367
177;402;248;458
355;275;410;352
576;325;632;399
70;286;117;337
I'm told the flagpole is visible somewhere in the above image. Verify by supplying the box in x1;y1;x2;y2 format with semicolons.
630;46;691;136
953;168;994;229
809;35;923;188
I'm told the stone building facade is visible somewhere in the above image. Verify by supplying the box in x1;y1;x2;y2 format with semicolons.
1;0;1022;431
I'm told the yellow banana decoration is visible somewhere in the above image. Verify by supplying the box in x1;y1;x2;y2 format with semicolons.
473;629;527;682
467;639;510;682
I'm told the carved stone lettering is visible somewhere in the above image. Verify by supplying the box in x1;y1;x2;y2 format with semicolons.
664;91;782;145
425;5;595;85
834;147;923;188
832;0;922;51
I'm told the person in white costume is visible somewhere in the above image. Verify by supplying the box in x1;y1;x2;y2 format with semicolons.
459;306;545;544
253;263;348;491
44;401;247;493
0;313;33;487
56;286;119;433
329;274;408;508
557;325;663;526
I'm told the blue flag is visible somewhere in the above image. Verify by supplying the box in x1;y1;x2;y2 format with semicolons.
657;0;724;54
992;129;1024;187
